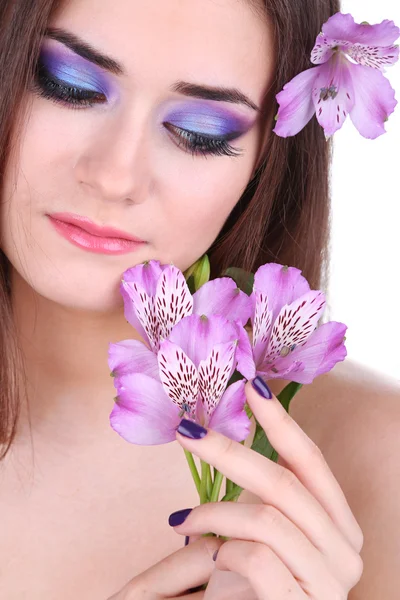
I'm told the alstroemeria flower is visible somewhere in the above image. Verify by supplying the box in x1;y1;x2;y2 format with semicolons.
109;260;254;377
110;314;252;445
273;12;399;139
250;263;347;384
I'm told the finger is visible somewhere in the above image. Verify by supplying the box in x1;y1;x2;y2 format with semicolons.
216;539;308;600
124;537;223;598
176;424;355;574
171;502;356;591
245;378;364;552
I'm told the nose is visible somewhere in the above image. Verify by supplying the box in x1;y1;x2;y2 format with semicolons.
74;111;150;205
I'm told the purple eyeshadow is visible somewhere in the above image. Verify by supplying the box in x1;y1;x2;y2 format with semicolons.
39;39;116;98
163;101;255;139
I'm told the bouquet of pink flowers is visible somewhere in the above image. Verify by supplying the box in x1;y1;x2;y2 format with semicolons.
108;255;347;505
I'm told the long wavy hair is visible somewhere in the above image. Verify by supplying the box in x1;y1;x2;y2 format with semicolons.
0;0;340;459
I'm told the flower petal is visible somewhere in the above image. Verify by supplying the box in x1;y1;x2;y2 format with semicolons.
158;339;199;414
198;340;237;416
121;280;159;351
193;277;252;326
348;61;398;139
347;43;399;71
312;57;355;137
253;263;311;323
123;260;165;293
252;287;273;366
322;13;400;47
266;290;326;363
273;67;320;137
208;380;251;442
155;264;193;340
108;340;159;377
269;321;347;384
168;314;239;367
111;373;180;444
233;320;257;380
311;34;348;65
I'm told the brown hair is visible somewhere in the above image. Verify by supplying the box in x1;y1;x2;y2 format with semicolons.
0;0;340;459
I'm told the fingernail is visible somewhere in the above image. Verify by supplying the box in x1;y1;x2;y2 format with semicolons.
212;549;219;561
177;419;208;439
252;376;273;399
168;508;192;526
184;535;190;546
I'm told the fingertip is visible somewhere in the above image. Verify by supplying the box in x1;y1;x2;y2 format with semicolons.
248;376;274;400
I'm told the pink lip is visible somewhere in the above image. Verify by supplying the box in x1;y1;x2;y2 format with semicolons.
47;212;146;255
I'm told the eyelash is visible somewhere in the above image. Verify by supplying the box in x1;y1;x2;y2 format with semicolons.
33;66;243;159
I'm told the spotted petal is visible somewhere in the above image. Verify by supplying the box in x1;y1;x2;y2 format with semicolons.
265;291;326;363
252;263;311;324
155;265;193;340
348;61;398;139
111;373;180;445
158;339;199;415
108;340;159;377
267;321;347;384
347;43;399;71
273;66;320;137
168;314;240;368
198;340;237;417
312;56;355;137
121;279;159;351
193;277;252;326
121;261;167;347
208;380;251;442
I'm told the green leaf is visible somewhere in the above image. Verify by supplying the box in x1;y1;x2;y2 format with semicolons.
223;267;254;296
183;254;210;292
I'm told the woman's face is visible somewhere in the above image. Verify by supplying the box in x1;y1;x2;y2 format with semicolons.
1;0;274;312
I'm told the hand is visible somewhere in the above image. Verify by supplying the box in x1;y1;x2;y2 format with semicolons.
171;378;365;599
107;536;223;599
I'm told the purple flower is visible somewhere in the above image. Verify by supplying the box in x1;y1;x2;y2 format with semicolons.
110;314;252;445
110;260;253;376
273;13;399;139
250;263;347;384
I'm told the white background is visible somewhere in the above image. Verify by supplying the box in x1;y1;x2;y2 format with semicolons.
326;0;400;381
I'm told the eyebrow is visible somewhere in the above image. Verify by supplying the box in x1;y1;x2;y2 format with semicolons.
45;27;260;112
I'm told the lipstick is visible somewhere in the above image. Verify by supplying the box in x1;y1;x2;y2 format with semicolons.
47;212;146;255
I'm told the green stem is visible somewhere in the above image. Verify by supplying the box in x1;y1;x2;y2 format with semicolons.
210;469;224;503
221;484;243;502
206;464;213;499
200;460;210;504
184;450;201;496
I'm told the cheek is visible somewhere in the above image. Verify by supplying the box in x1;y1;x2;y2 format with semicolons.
159;150;257;272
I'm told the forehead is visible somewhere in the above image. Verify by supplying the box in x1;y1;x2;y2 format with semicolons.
52;0;274;107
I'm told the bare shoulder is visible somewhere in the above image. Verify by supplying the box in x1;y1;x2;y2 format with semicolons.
275;360;400;598
288;358;400;454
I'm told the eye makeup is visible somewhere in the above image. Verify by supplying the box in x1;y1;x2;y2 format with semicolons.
161;101;255;141
37;38;117;100
33;38;257;158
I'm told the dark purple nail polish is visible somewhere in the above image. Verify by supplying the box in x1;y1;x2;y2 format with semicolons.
212;549;219;561
168;508;192;526
177;419;208;439
184;535;190;546
252;376;273;399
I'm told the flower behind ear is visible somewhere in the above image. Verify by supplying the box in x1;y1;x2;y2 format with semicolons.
273;12;399;139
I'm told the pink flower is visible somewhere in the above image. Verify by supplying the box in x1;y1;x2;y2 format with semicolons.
110;314;252;445
250;264;347;384
273;13;399;139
